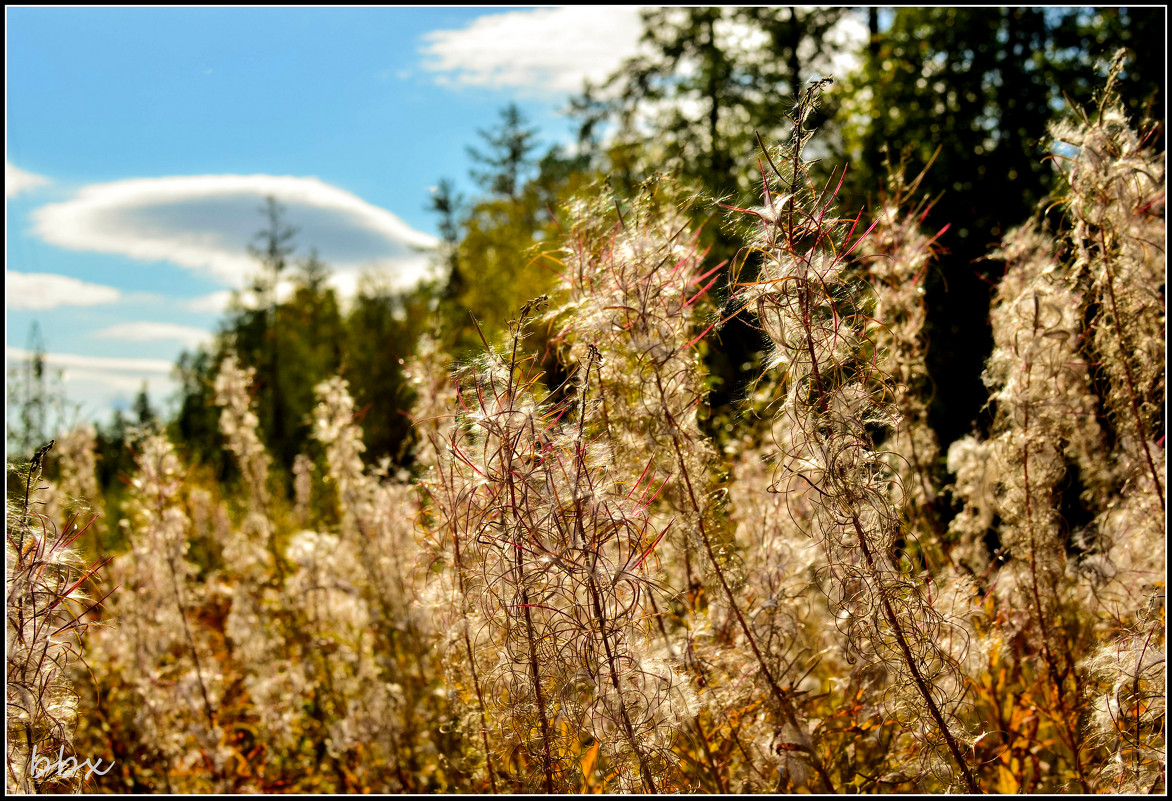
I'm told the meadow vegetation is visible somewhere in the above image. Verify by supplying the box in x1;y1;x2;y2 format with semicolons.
6;48;1165;794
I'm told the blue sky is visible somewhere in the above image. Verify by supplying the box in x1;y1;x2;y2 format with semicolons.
7;6;651;428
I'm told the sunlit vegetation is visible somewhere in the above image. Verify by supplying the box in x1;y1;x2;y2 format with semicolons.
6;9;1164;794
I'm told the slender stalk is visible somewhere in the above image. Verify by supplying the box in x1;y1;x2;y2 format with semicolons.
502;313;557;793
657;382;836;793
1098;232;1164;509
585;571;658;793
848;512;980;794
451;525;499;794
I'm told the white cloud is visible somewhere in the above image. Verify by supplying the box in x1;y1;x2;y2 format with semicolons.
6;271;122;311
6;163;50;198
6;346;174;376
31;174;440;290
420;7;644;95
95;322;213;349
182;258;438;312
186;290;235;314
7;346;178;422
52;367;177;404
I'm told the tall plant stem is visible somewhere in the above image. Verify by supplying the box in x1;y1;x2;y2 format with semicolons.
519;585;555;793
848;512;981;794
1098;232;1164;509
585;572;658;793
451;523;498;793
502;319;556;793
646;593;726;792
654;374;836;793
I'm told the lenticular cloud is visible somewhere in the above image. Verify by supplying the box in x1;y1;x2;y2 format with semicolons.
32;174;439;289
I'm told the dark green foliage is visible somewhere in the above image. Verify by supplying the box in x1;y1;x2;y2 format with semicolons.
174;203;334;491
466;102;542;201
269;254;346;470
428;178;464;302
575;7;849;201
131;383;156;427
341;275;432;467
170;214;417;490
434;115;597;359
169;347;229;481
841;6;1165;446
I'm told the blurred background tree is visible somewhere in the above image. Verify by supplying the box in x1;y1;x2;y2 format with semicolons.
168;202;441;495
573;7;851;201
428;178;465;305
564;5;1164;448
467;102;542;202
433;103;594;359
341;272;432;466
838;6;1164;444
6;322;69;457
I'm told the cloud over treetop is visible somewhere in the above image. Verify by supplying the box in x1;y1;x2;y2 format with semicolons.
420;7;643;95
32;174;439;289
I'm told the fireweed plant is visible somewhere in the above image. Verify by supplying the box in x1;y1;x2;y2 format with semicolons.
855;156;951;571
79;431;230;792
68;354;445;792
950;54;1165;793
548;184;836;792
728;79;983;792
6;442;109;793
215;355;443;791
1056;60;1166;794
420;298;695;792
310;375;441;790
12;65;1162;793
